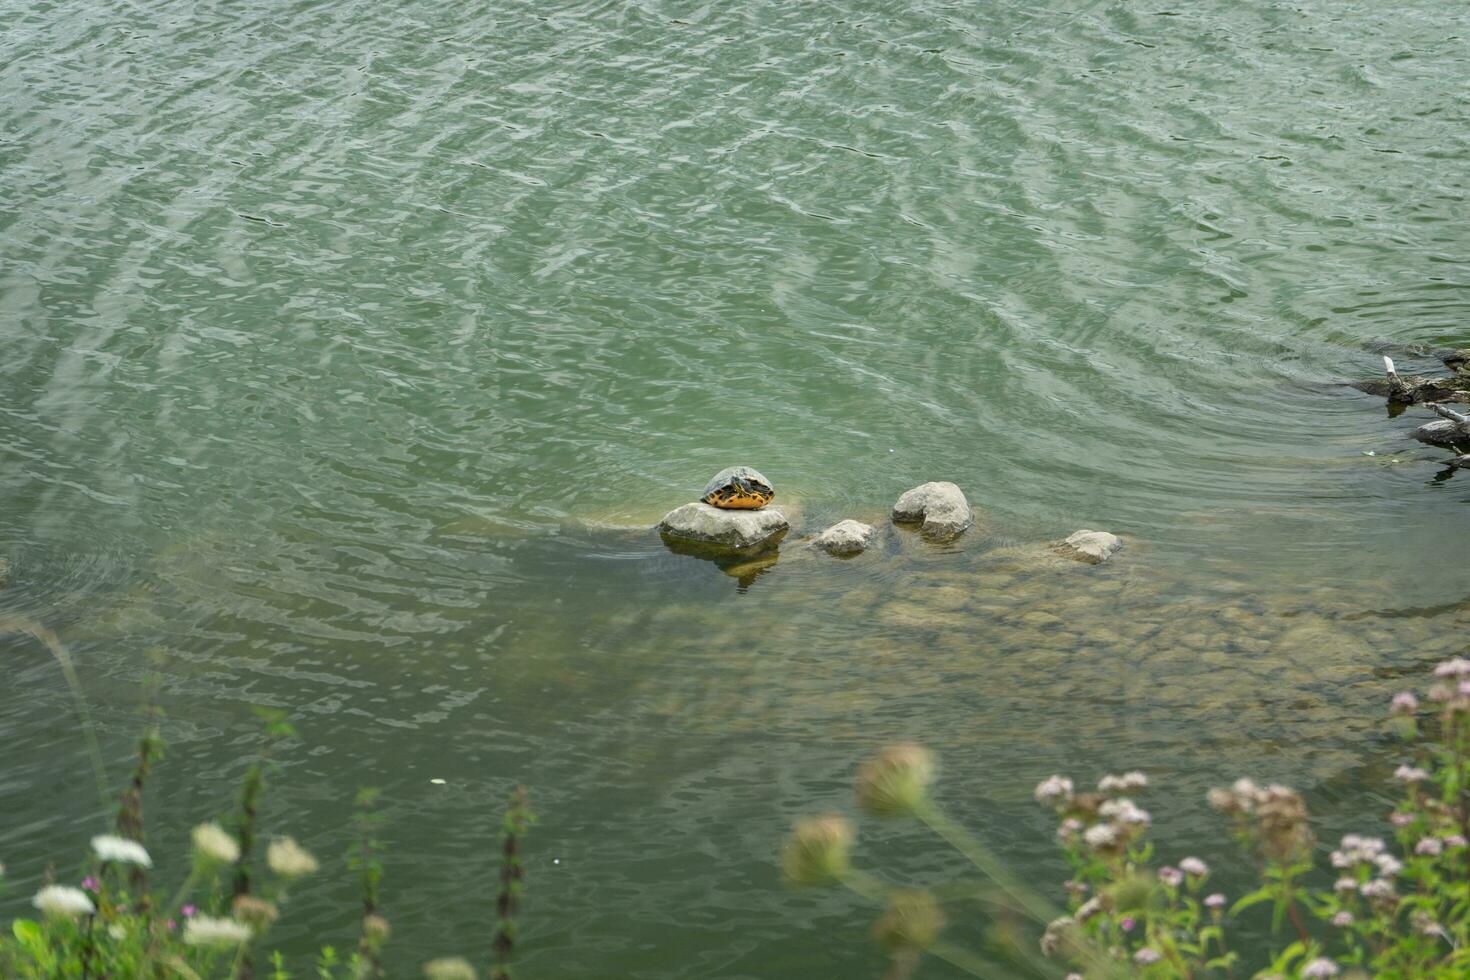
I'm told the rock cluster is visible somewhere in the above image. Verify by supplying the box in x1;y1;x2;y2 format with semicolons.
891;482;973;540
813;520;876;557
658;502;789;550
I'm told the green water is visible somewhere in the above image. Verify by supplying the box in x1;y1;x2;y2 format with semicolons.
3;0;1469;974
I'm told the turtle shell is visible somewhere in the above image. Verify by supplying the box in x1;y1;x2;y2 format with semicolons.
701;466;775;510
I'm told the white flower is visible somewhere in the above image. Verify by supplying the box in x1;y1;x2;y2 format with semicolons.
183;915;252;947
1415;837;1443;856
1098;774;1126;792
1434;657;1470;677
1179;856;1208;876
192;822;240;865
1393;765;1429;783
1301;957;1340;978
108;923;127;940
1331;911;1353;927
1373;854;1403;877
1158;866;1183;888
1034;775;1073;805
267;837;319;878
423;957;478;980
1120;771;1148;790
1083;824;1117;848
1360;878;1395;900
91;834;153;868
1333;877;1357;893
32;885;96;918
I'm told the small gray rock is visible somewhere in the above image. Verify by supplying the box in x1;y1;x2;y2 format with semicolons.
892;482;973;539
1415;419;1470;448
1055;529;1122;565
658;502;789;549
813;520;876;557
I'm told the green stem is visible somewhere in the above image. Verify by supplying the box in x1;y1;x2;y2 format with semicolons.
914;802;1058;925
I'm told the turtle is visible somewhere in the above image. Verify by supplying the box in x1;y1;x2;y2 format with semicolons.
701;466;775;510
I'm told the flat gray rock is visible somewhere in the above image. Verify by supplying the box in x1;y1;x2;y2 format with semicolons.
813;520;876;557
1415;419;1470;448
1054;529;1122;565
658;502;788;550
892;482;973;540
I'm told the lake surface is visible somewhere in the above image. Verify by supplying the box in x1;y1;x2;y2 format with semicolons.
3;0;1469;974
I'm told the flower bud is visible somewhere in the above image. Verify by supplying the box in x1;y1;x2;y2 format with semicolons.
231;896;279;930
780;815;853;887
872;889;944;950
267;836;319;879
856;744;935;817
191;822;241;868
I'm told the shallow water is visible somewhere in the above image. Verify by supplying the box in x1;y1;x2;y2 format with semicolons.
2;0;1469;974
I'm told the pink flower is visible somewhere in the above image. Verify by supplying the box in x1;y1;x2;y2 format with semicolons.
1390;811;1414;828
1434;658;1470;678
1390;691;1418;715
1415;838;1443;856
81;877;100;893
1120;917;1136;932
1179;856;1208;877
1444;835;1467;848
1302;956;1340;977
1393;765;1428;783
1134;948;1162;965
166;919;177;930
181;904;198;919
1204;893;1226;910
1331;911;1354;927
1158;866;1183;888
1333;877;1357;893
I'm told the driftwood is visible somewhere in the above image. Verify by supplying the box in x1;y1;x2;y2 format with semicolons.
1414;402;1470;449
1352;356;1470;405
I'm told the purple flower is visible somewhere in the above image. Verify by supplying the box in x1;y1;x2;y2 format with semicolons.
1133;948;1162;965
1119;917;1136;932
81;877;100;893
1390;691;1418;715
181;904;198;919
166;919;177;930
1301;956;1340;978
1158;866;1183;888
1204;893;1226;909
1415;837;1443;856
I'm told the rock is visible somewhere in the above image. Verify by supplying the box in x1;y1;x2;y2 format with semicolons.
658;502;789;550
892;482;973;540
1054;530;1123;565
812;520;875;556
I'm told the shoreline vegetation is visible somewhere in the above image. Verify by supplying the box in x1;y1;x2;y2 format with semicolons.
5;612;1470;978
0;616;533;980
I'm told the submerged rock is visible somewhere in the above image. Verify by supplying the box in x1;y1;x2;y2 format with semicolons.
813;520;876;557
892;482;973;540
1414;404;1470;449
658;502;789;550
1053;530;1123;565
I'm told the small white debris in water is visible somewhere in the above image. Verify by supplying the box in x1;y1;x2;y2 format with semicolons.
553;858;561;865
430;778;446;785
1362;451;1376;456
888;448;895;453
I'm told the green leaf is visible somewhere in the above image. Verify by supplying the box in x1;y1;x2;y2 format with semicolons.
11;918;43;951
1228;886;1275;916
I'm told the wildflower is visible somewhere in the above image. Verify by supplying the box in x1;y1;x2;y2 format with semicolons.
1360;878;1395;900
1206;787;1238;811
1333;877;1357;893
1204;893;1226;910
267;836;320;878
1415;837;1443;856
856;744;935;817
32;885;96;918
1301;957;1340;978
1393;765;1429;783
1099;798;1150;826
1412;910;1445;937
182;904;198;918
232;895;279;930
1179;856;1208;877
1056;818;1082;844
1373;854;1402;877
1083;824;1117;849
1040;917;1077;957
1064;879;1089;900
872;889;945;950
1445;834;1467;848
191;822;240;866
1390;811;1414;827
780;815;853;887
183;915;252;947
1433;657;1470;677
1255;784;1312;862
1331;911;1354;927
423;957;477;980
81;876;100;893
108;923;127;940
91;835;152;868
362;914;391;944
1428;683;1454;702
1158;866;1183;888
1120;771;1148;790
1390;691;1418;714
1097;774;1126;793
1134;948;1162;965
1119;917;1136;932
1075;896;1104;922
1034;775;1074;806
